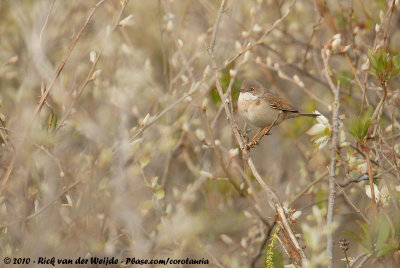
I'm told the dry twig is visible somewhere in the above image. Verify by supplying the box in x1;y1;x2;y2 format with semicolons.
321;47;341;268
0;0;108;196
206;0;306;263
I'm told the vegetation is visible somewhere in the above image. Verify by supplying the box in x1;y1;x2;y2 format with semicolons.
0;0;399;267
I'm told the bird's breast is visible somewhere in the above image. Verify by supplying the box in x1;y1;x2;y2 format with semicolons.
238;93;285;128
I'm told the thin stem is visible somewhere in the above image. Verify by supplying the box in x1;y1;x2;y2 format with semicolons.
364;146;377;206
321;47;341;268
206;0;306;262
0;0;108;196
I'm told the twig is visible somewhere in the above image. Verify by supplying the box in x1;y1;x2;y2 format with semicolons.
251;223;276;267
128;81;203;144
200;107;243;195
372;80;387;129
157;0;169;88
351;144;380;167
391;106;400;176
219;0;296;71
273;231;292;264
261;43;330;89
25;179;83;221
57;51;102;129
0;178;83;229
354;253;372;268
382;0;396;50
34;0;107;118
39;0;56;43
290;170;328;205
338;173;369;187
113;0;130;30
364;145;377;206
344;53;369;109
201;239;227;268
330;171;369;223
207;0;306;262
207;0;227;68
0;126;65;176
303;17;323;69
209;0;226;61
349;252;368;267
0;0;107;196
57;0;130;127
256;60;329;107
321;47;341;268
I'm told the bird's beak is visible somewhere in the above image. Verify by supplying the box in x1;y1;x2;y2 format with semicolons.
238;88;245;92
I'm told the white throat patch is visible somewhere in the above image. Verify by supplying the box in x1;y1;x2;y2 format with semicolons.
239;92;258;101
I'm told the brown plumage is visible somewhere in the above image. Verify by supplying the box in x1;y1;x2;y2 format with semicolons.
238;80;319;141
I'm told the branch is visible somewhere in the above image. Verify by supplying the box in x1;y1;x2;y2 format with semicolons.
34;0;107;118
208;0;226;65
321;47;340;268
382;0;396;50
206;0;306;262
0;0;108;196
128;81;203;144
0;178;83;229
39;0;56;43
59;0;130;130
218;0;296;71
331;173;369;224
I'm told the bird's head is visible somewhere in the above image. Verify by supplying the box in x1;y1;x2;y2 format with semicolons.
239;80;264;96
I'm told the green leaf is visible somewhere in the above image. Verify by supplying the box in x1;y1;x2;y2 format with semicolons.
345;107;374;145
376;219;391;249
393;55;400;69
51;114;57;131
368;69;378;77
376;213;395;250
377;242;396;258
377;52;384;72
344;231;373;254
343;231;362;243
368;49;377;69
391;67;400;78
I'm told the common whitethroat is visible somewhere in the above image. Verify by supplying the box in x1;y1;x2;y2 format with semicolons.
238;79;319;145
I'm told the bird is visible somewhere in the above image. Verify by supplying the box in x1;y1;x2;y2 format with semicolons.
238;79;319;145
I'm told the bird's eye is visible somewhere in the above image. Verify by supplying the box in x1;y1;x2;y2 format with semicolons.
250;87;255;91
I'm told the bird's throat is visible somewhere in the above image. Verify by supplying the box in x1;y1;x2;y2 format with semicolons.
238;92;258;101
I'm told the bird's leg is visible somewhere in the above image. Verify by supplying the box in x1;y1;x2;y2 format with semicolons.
246;112;283;149
246;128;265;148
257;111;282;143
252;128;265;141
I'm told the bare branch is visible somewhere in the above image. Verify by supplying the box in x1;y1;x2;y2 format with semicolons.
206;0;306;262
0;0;108;196
219;0;296;71
321;47;341;268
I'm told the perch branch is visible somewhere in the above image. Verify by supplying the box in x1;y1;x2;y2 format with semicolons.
206;0;306;262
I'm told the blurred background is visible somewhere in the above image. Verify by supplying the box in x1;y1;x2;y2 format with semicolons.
0;0;399;267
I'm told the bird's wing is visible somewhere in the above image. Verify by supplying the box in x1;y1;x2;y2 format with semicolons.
261;92;299;113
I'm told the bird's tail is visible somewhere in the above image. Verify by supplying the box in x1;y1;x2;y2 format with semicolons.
298;113;320;117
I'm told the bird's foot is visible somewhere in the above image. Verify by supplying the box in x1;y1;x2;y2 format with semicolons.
246;139;259;149
263;128;272;136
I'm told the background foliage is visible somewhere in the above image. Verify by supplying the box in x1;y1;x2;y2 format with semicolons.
0;0;400;267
